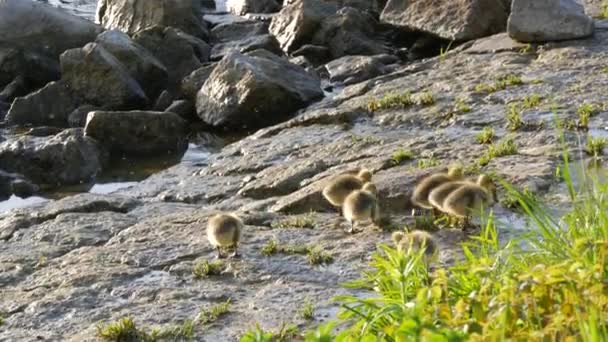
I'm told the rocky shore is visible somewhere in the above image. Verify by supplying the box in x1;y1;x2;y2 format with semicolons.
1;0;607;340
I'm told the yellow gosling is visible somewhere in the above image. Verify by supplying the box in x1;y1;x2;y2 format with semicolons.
322;168;372;211
207;213;243;259
411;165;464;215
392;230;438;262
342;182;379;234
442;174;496;227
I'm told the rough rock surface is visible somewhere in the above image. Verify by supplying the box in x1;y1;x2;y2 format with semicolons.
60;43;148;110
507;0;594;42
0;45;61;91
68;104;100;128
181;64;216;102
0;170;38;199
95;0;209;40
381;0;509;41
195;49;324;128
226;0;280;15
210;34;283;61
84;111;188;156
5;81;76;127
0;129;107;187
325;54;399;85
210;20;269;44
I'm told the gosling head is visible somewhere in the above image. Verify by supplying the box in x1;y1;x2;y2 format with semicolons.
447;165;463;179
477;174;497;202
362;182;377;195
357;169;372;183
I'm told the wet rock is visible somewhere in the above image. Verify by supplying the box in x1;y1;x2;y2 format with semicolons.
0;101;8;121
60;43;148;110
153;90;174;112
292;44;331;66
381;0;508;41
181;64;216;102
226;0;280;15
134;26;210;89
210;21;269;44
507;0;594;42
0;45;61;91
95;30;169;101
84;111;188;156
68;105;99;128
0;0;102;59
579;0;605;18
6;81;77;127
23;127;65;137
210;34;283;61
165;100;195;120
0;76;29;102
0;129;107;187
0;170;37;199
269;0;338;54
312;7;388;59
195;49;324;129
325;54;399;85
95;0;209;40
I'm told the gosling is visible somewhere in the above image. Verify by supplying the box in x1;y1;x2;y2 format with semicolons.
392;230;438;262
322;168;372;214
411;165;464;216
207;213;243;259
428;175;484;212
442;175;496;227
342;182;379;234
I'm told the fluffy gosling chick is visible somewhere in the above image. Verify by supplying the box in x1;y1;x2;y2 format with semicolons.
428;175;487;212
411;166;464;215
342;182;379;234
442;174;496;226
322;169;372;211
207;213;243;259
392;230;438;262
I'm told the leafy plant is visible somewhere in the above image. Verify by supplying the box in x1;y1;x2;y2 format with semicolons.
522;93;542;109
416;90;435;106
585;136;607;156
299;298;315;320
478;137;518;166
475;126;495;144
392;149;414;165
192;260;224;279
367;92;414;112
198;300;231;325
506;103;524;131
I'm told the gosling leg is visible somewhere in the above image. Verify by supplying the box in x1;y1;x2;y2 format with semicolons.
345;220;355;234
230;245;241;259
215;246;226;259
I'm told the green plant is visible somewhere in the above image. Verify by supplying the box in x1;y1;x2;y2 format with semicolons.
307;248;333;265
585;136;607;156
506;103;524;131
522;93;542;109
475;126;495;144
261;239;332;265
240;324;274;342
475;74;524;93
478;137;518;166
96;317;144;341
602;0;608;18
577;103;598;129
416;90;435;106
439;40;454;63
304;322;338;342
192;260;224;279
519;43;533;54
271;213;315;229
455;97;471;113
392;149;414;165
367;92;413;112
199;300;231;325
299;298;315;320
150;320;195;341
417;157;440;169
261;239;279;256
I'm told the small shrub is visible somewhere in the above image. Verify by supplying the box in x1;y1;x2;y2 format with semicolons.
416;90;435;106
367;92;413;112
298;298;315;320
585;136;607;156
475;126;495;144
261;239;279;256
307;248;334;265
391;149;414;165
522;94;542;109
271;213;315;229
96;317;145;341
199;300;231;325
151;320;195;341
506;103;524;131
478;137;518;166
192;260;224;279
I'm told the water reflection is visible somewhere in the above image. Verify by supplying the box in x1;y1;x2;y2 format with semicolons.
0;195;48;213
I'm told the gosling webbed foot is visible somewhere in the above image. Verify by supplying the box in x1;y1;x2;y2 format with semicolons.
215;246;227;259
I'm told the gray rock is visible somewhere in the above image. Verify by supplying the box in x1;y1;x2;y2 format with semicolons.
507;0;594;42
210;21;269;44
325;54;399;85
0;76;28;102
181;64;216;102
578;0;605;18
60;43;148;110
226;0;280;15
95;0;209;40
269;0;338;54
210;34;283;61
165;100;195;120
381;0;509;41
195;49;324;129
95;30;169;101
0;170;37;199
0;45;61;92
84;111;188;156
23;127;65;137
0;0;102;59
68;105;100;128
292;44;331;66
313;7;388;59
134;26;210;89
6;81;77;127
0;101;8;121
0;128;107;186
153;90;174;112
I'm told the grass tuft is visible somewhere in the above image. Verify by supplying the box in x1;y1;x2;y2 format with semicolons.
585;136;607;156
475;126;495;144
577;103;598;129
192;260;224;279
416;90;435;106
478;137;518;166
298;298;315;320
506;103;524;131
522;93;542;109
391;149;414;165
198;300;231;325
271;213;315;229
367;92;413;112
307;248;334;265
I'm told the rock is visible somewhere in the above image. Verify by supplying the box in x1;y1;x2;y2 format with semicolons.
0;0;102;59
95;0;209;40
84;111;188;156
226;0;280;15
312;7;388;59
210;34;283;61
292;44;331;66
0;170;39;199
507;0;594;42
269;0;338;54
325;54;399;85
95;30;169;101
210;21;269;44
181;64;216;102
68;105;100;128
165;100;195;120
578;0;604;18
60;43;148;110
153;90;174;112
195;49;324;129
23;127;65;137
134;26;210;89
0;45;61;92
0;101;8;121
6;81;77;127
0;76;28;102
0;129;107;186
381;0;509;41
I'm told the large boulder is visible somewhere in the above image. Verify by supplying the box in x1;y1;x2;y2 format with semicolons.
0;129;107;187
181;64;216;102
0;44;61;92
269;0;338;54
507;0;594;42
6;81;77;127
210;34;283;61
0;0;102;59
325;54;399;85
195;49;324;129
95;0;209;40
226;0;280;15
84;111;188;156
60;43;148;110
95;30;169;100
0;169;38;199
380;0;509;41
210;21;269;44
134;26;210;89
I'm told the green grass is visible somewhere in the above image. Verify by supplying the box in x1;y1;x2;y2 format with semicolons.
198;300;231;325
455;97;471;113
261;239;333;265
577;103;598;129
151;320;194;341
299;298;315;320
367;92;413;112
602;0;608;18
477;137;518;166
97;317;195;341
416;90;435;106
240;323;299;342
475;74;524;93
417;156;440;169
585;136;607;156
391;149;414;165
475;126;495;144
307;248;334;265
506;103;524;131
271;213;315;229
192;260;224;279
522;93;542;109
